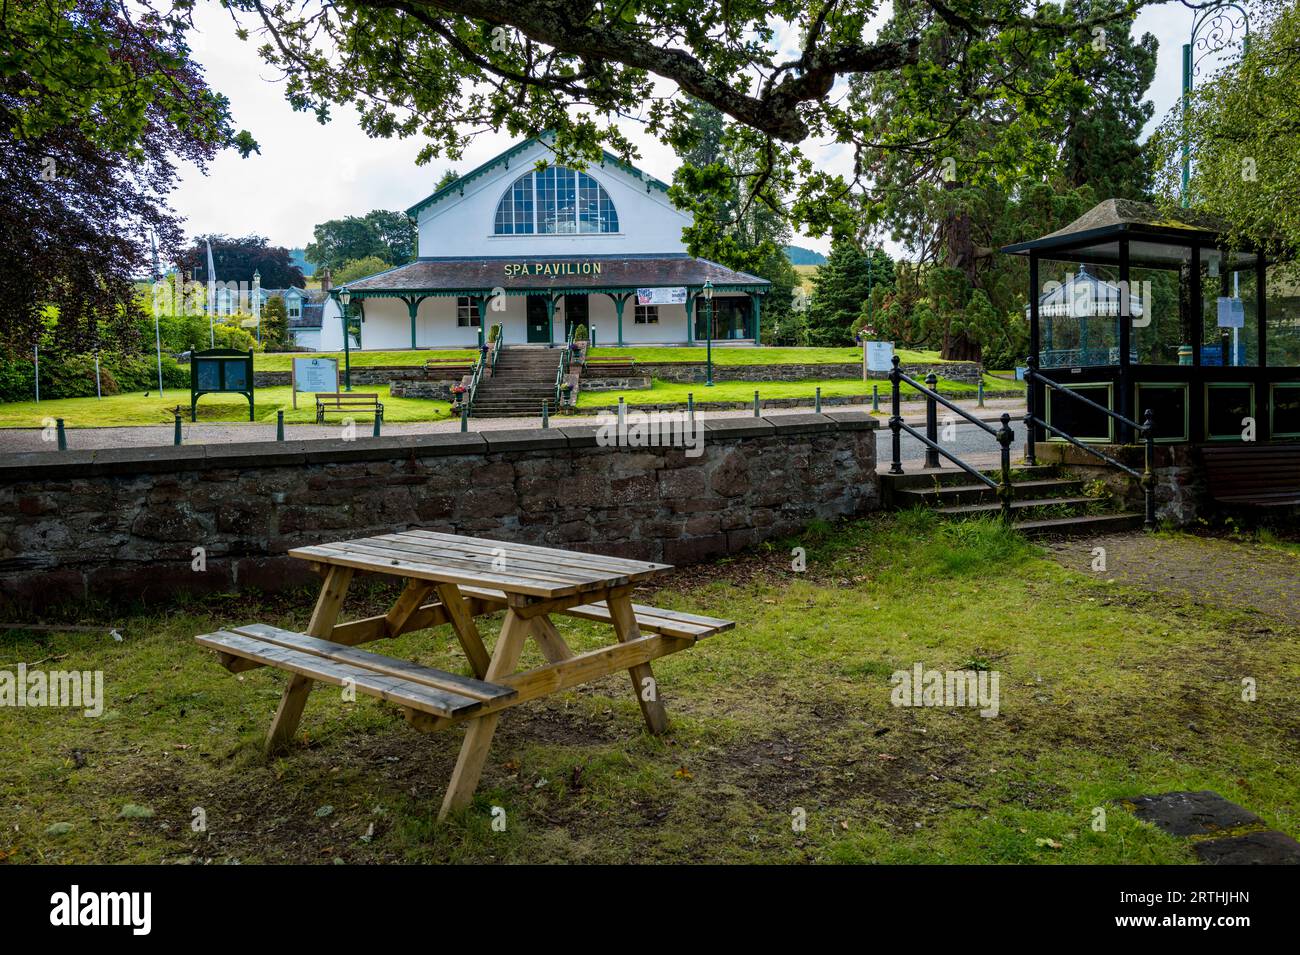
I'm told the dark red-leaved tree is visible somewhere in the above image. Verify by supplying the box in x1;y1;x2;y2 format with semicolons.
0;1;251;354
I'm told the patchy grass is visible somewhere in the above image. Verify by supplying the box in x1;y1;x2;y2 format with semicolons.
3;514;1297;864
576;374;1021;409
0;385;454;429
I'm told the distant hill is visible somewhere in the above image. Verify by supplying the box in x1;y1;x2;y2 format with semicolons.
785;245;827;265
289;247;316;277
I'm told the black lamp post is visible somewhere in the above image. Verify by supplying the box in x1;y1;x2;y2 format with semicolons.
703;279;714;387
338;285;353;392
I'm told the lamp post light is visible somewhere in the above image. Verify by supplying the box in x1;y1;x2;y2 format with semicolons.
703;280;714;387
1180;1;1250;207
252;269;262;344
338;286;353;392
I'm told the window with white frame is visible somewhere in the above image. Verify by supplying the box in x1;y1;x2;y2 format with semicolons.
457;296;480;326
494;166;620;235
286;294;301;319
634;304;659;324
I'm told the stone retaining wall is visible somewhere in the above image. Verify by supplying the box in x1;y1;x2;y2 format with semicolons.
0;414;880;610
254;365;468;388
633;360;983;385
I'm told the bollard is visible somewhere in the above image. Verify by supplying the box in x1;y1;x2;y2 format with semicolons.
753;390;760;417
276;410;284;441
618;396;626;432
977;379;985;408
56;418;67;451
814;386;822;414
174;412;182;446
460;403;468;432
872;384;880;413
542;400;549;428
924;372;940;469
373;409;382;438
687;392;695;424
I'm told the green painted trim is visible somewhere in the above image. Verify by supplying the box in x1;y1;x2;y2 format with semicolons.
1134;381;1190;443
1270;382;1300;438
1045;381;1114;443
344;284;769;299
1204;381;1257;441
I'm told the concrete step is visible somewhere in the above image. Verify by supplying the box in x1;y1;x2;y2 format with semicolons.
935;495;1099;519
1014;512;1146;538
881;464;1060;490
896;478;1086;507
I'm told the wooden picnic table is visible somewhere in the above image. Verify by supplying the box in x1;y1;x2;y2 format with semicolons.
197;531;732;819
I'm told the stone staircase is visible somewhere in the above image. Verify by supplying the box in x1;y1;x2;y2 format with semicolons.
882;464;1145;538
470;346;563;418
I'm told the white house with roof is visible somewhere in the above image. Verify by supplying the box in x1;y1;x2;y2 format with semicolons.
319;136;769;350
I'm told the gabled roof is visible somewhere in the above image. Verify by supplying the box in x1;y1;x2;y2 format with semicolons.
406;134;672;220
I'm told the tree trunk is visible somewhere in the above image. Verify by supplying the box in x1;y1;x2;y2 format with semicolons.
940;183;983;363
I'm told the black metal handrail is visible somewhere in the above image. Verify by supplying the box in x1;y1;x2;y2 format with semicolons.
1022;357;1155;528
889;356;1016;523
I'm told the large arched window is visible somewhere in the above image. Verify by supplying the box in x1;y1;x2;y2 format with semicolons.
494;166;620;235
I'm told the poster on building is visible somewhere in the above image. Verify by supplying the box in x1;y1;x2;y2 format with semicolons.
636;287;688;306
864;341;894;373
1216;296;1244;329
292;356;339;408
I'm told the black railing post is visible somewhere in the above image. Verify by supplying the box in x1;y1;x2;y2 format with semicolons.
1023;355;1038;467
888;355;903;474
997;412;1014;525
174;411;182;446
1142;407;1156;530
373;409;382;438
276;409;284;441
924;372;940;469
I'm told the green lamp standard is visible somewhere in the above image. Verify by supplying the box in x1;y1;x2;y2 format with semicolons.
338;285;353;392
1181;1;1250;207
703;279;715;387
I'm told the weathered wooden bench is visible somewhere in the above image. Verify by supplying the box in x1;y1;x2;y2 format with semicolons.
197;623;516;719
1201;444;1300;507
583;358;637;377
315;392;383;423
423;359;474;376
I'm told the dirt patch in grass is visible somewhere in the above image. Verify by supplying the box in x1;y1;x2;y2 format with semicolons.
1043;531;1300;630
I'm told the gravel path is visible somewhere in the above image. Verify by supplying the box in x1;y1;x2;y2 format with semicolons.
0;398;1026;455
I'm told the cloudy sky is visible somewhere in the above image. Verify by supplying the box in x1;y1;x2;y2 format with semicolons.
170;1;1229;258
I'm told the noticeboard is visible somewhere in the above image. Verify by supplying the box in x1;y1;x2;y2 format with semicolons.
863;341;894;374
292;357;339;407
190;348;255;422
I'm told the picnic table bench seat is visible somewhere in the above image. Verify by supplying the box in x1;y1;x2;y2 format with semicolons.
315;392;383;422
197;623;516;719
453;586;734;641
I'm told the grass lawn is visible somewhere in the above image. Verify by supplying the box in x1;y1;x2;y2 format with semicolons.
253;350;477;372
0;385;453;429
587;346;950;365
4;512;1296;863
575;374;1022;409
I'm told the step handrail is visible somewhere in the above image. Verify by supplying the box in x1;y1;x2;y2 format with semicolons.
1022;357;1155;529
889;356;1015;523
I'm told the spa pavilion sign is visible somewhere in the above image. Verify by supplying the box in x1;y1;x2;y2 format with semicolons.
503;260;604;277
317;135;769;350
